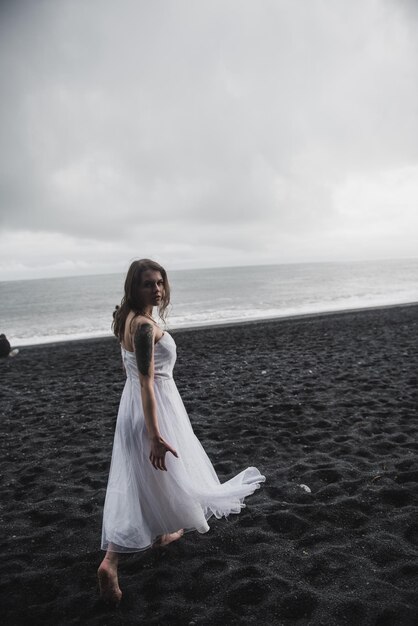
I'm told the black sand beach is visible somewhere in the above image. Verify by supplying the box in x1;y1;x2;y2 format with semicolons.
1;304;418;625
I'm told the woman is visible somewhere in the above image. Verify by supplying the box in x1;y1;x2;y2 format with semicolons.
98;259;265;605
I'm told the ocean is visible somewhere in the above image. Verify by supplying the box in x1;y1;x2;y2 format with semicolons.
0;259;417;346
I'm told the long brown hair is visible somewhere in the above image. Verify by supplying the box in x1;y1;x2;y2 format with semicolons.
112;259;171;341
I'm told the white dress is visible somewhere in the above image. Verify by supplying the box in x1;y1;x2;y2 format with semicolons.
101;331;265;552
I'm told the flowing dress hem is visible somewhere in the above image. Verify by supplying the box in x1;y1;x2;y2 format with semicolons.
101;513;213;554
101;478;266;554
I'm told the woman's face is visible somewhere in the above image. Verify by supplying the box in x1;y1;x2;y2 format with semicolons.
138;269;164;309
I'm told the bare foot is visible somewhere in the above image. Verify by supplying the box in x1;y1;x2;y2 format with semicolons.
152;529;184;548
97;560;122;606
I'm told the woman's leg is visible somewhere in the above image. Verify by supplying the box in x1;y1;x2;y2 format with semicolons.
152;529;184;547
97;549;122;605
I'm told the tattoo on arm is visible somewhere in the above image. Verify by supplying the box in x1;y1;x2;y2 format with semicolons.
134;323;154;376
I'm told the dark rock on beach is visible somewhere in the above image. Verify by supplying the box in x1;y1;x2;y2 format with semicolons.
1;304;418;625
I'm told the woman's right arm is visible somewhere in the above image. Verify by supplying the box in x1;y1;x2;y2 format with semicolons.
134;322;178;471
134;322;160;438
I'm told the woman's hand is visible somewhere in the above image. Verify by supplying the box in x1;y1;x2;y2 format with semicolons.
149;436;179;471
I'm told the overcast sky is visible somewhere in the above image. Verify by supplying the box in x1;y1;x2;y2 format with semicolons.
1;0;417;280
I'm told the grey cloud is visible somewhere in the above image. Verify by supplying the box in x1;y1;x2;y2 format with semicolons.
1;0;418;265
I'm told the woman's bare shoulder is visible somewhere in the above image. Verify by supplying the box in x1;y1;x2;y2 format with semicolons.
130;315;155;331
131;316;159;343
123;314;154;350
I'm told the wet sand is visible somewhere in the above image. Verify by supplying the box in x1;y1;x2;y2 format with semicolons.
1;304;418;625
